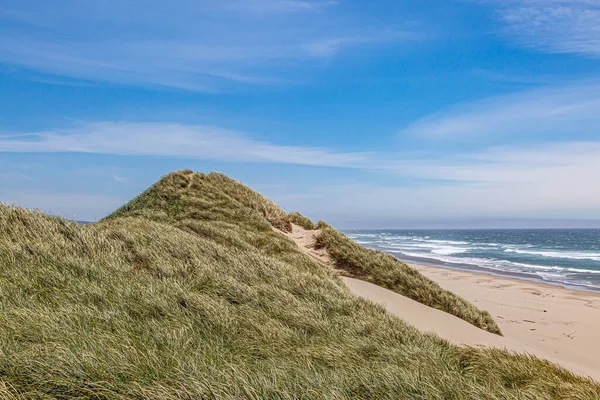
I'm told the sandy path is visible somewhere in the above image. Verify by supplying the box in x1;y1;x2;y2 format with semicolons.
282;224;332;265
280;224;600;381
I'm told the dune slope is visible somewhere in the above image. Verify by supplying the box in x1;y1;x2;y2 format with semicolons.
0;170;598;399
315;222;501;334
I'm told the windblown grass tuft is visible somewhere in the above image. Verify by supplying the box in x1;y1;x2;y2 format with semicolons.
288;212;317;230
0;170;597;399
315;221;502;334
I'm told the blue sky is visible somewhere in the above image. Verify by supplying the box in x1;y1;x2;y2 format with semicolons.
1;0;600;228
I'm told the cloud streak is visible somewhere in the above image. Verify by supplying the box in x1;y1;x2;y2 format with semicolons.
2;119;599;224
272;141;600;227
487;0;600;57
401;81;600;139
0;122;370;167
2;120;599;184
0;0;408;91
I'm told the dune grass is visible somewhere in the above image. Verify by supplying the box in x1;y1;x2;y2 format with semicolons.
288;212;317;230
0;170;598;399
315;222;502;334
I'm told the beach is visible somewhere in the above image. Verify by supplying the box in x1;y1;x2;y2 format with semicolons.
284;224;600;381
408;262;600;380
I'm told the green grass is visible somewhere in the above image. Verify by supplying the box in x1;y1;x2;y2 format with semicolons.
0;170;598;399
288;212;317;230
315;222;502;335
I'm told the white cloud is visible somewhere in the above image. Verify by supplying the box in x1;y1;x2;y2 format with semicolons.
2;120;599;181
0;121;369;167
0;0;407;90
279;177;600;228
400;82;600;139
302;31;412;57
303;38;374;58
487;0;600;57
2;119;599;225
401;141;600;186
247;137;600;227
274;145;600;227
112;175;127;183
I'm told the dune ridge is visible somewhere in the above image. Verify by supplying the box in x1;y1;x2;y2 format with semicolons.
0;170;598;398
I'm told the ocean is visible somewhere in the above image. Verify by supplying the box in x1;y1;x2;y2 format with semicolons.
343;229;600;292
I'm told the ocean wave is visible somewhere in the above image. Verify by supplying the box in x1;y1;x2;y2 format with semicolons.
366;235;471;245
511;264;600;275
377;242;470;255
421;239;470;245
401;237;470;245
394;251;600;277
346;233;379;238
346;230;600;290
431;247;468;255
504;248;600;261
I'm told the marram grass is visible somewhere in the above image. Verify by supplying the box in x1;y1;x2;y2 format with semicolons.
0;170;598;399
315;222;502;334
288;212;317;230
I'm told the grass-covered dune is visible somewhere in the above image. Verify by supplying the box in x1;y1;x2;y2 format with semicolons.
288;212;317;231
0;170;599;399
315;222;501;334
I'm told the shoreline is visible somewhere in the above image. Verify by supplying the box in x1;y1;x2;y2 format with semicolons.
392;252;600;294
405;260;600;381
285;224;600;381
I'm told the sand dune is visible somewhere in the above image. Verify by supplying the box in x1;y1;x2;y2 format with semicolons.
282;224;600;382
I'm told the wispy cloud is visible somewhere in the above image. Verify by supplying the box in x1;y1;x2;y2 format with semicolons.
272;141;600;227
2;120;599;186
0;0;409;91
402;141;600;184
485;0;600;57
2;120;599;224
401;81;600;139
303;37;377;58
112;175;127;183
302;31;413;57
469;68;576;86
0;121;369;167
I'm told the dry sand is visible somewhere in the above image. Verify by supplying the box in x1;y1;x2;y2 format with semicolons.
411;263;600;381
281;224;600;381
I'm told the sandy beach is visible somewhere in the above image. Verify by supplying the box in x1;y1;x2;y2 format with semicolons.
409;262;600;381
284;224;600;382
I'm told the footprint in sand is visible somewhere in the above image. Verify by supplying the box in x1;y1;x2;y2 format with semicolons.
493;284;514;289
523;288;542;296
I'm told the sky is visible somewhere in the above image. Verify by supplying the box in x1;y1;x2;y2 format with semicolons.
1;0;600;228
